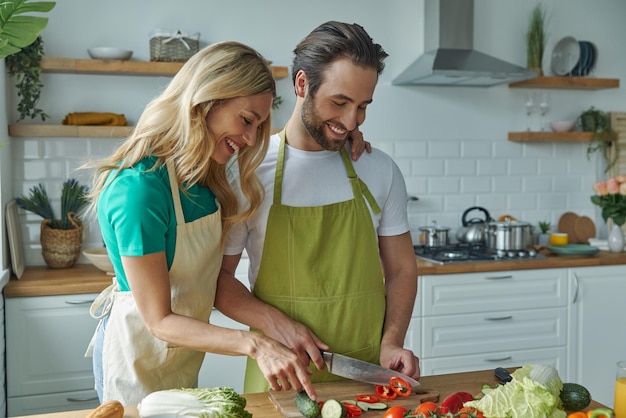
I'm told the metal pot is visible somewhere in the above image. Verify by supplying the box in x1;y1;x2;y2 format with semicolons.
419;221;450;247
486;220;533;251
456;206;492;244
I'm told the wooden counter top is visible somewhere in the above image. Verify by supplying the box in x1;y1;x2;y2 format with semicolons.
15;368;608;418
5;250;626;298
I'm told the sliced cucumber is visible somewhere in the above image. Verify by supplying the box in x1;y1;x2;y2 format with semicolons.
355;401;370;411
340;400;357;405
366;402;388;410
321;399;346;418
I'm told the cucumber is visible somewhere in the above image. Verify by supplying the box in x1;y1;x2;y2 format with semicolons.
560;382;592;411
355;401;370;411
294;390;321;418
321;399;346;418
366;402;389;410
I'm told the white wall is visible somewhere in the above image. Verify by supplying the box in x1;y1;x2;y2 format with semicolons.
4;0;626;266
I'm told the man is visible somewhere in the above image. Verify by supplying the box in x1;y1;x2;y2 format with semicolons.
215;21;419;396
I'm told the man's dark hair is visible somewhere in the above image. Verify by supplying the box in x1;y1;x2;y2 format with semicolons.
291;21;388;97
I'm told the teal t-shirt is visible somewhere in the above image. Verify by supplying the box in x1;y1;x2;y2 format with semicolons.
97;156;218;291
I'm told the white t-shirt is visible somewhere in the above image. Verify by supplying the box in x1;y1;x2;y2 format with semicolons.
225;133;410;288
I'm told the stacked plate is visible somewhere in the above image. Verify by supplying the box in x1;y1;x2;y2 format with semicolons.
551;36;597;76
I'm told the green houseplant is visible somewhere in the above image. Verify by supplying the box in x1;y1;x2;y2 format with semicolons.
578;106;618;172
1;0;56;121
16;179;89;268
526;3;548;75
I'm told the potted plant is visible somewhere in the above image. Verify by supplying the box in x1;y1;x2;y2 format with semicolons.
536;220;551;245
578;106;618;172
1;0;56;121
526;3;548;75
16;179;89;268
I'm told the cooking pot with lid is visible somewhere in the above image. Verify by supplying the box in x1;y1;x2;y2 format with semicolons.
456;206;492;244
486;220;533;251
419;221;450;247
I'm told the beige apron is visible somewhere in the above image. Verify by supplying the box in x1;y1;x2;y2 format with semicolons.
87;161;222;405
244;129;387;393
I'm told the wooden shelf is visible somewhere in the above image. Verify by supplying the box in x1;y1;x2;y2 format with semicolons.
8;124;282;138
508;131;599;142
40;56;289;79
509;76;619;89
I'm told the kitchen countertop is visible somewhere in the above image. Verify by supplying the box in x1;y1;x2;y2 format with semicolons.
5;251;626;298
14;368;608;417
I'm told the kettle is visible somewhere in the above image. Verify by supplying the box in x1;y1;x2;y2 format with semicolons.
456;206;493;244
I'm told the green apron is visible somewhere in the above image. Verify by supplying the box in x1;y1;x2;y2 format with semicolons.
244;129;387;393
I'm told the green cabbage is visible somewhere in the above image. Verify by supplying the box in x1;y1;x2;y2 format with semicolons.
464;364;566;418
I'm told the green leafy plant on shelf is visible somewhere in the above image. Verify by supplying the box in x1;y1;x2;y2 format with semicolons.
526;3;548;74
538;221;551;234
16;179;89;229
1;0;56;121
577;106;618;172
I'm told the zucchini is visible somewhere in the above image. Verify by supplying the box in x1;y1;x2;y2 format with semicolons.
295;390;321;418
560;382;592;411
321;399;346;418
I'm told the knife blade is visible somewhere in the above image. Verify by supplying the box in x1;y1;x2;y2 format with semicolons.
322;351;420;387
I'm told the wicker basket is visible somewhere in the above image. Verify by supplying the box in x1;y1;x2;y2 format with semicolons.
150;30;199;62
40;212;83;269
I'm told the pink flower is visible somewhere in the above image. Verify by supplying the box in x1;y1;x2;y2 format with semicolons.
607;178;620;194
617;175;626;183
593;181;608;196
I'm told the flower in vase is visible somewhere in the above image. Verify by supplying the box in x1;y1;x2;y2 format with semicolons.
591;177;626;227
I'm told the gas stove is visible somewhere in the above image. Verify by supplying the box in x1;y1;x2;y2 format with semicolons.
414;243;546;265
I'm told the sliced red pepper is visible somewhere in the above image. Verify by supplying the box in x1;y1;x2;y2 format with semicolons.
440;391;475;414
375;384;398;400
389;376;412;397
355;394;380;403
343;402;363;417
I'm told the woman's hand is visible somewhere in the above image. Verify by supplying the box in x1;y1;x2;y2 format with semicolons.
348;128;371;161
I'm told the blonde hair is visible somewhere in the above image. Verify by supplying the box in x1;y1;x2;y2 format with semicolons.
86;41;275;244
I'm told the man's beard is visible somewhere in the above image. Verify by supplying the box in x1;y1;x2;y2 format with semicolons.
301;94;347;151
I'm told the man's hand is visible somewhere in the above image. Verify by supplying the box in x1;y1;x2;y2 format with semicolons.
349;128;372;160
379;342;421;381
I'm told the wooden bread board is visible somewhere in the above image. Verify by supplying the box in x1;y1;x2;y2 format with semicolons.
269;381;440;417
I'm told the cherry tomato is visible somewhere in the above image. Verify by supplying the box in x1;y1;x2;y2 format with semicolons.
458;406;485;418
413;401;438;416
376;384;398;400
389;376;412;397
343;402;363;417
355;394;380;403
384;405;409;418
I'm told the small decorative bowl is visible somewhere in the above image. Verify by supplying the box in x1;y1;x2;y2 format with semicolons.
87;47;133;61
550;120;576;132
83;247;114;275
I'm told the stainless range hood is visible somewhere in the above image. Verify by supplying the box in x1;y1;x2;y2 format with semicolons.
392;0;537;87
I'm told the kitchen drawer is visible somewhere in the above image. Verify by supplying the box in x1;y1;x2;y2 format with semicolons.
420;268;568;316
404;317;421;355
422;307;567;357
420;346;567;379
7;388;99;417
6;294;98;397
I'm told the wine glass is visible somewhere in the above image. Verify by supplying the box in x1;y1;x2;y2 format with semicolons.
539;92;551;131
525;92;536;131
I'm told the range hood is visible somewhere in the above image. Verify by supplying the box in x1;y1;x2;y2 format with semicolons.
392;0;537;87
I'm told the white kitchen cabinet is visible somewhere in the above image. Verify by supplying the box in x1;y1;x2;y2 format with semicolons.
417;269;569;380
5;294;100;416
567;265;626;407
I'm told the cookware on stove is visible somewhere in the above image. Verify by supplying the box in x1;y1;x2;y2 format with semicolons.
456;206;492;244
419;221;450;247
486;219;533;251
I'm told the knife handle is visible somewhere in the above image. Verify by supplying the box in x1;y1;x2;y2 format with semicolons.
494;367;512;383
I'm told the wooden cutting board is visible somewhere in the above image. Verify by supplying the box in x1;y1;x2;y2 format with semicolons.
269;381;440;417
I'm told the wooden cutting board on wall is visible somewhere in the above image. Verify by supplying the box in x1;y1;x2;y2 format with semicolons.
269;381;440;417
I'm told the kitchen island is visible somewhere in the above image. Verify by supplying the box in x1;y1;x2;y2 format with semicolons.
12;368;609;417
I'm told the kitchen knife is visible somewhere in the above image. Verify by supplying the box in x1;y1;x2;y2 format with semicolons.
322;351;420;387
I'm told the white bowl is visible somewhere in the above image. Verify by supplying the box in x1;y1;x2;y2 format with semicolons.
83;247;114;275
87;47;133;60
550;120;575;132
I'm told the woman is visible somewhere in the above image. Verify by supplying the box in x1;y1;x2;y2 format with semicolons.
84;41;315;406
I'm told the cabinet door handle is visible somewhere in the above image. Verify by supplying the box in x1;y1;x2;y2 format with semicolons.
484;356;512;362
67;396;99;403
572;272;580;304
484;275;514;280
485;315;513;321
65;299;95;305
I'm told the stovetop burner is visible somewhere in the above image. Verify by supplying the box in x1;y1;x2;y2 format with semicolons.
414;243;545;264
